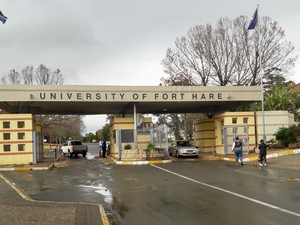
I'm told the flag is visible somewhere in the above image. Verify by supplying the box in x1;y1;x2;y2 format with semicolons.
0;10;8;24
248;8;258;30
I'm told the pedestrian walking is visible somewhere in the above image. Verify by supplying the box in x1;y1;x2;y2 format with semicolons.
258;139;267;166
232;136;243;166
102;141;107;158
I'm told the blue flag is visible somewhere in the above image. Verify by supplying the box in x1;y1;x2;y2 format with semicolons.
248;9;258;30
0;10;7;24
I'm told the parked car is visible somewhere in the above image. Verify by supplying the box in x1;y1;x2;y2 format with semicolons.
60;140;88;158
168;140;198;158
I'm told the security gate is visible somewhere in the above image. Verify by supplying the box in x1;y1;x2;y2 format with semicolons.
33;130;44;163
116;125;169;160
223;125;249;154
150;125;168;152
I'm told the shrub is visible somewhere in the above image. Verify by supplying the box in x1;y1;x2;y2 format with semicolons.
147;143;156;151
288;142;300;149
275;124;300;147
124;144;132;150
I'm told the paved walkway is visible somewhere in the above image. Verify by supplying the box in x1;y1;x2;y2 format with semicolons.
201;148;300;162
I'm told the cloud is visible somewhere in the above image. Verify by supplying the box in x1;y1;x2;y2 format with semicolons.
1;0;300;133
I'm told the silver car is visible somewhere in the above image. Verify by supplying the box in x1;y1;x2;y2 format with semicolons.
168;140;199;158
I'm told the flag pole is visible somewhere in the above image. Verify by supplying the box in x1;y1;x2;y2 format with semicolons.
0;10;8;24
257;5;266;142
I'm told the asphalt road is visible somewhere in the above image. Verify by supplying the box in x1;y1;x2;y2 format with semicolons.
3;144;300;225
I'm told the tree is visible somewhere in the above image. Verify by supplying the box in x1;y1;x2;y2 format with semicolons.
264;83;300;121
1;64;83;142
160;16;297;135
1;64;64;85
155;113;194;141
36;115;86;143
83;132;97;143
157;114;181;140
96;123;110;141
161;16;297;87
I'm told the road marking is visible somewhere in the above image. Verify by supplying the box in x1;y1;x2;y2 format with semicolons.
150;164;300;218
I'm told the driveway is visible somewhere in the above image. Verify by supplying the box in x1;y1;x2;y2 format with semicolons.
2;153;300;225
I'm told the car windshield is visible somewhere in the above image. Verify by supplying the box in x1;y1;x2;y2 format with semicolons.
71;141;82;145
177;141;190;146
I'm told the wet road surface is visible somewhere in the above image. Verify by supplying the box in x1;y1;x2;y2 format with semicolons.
3;145;300;225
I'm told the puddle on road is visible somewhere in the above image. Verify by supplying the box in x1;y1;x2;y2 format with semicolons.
86;153;97;160
79;184;113;204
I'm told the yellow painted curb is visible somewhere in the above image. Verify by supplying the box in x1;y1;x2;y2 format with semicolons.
99;205;110;225
14;167;32;171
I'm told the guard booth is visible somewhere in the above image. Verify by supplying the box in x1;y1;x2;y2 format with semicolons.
109;117;168;161
194;111;297;155
194;112;254;155
0;114;44;165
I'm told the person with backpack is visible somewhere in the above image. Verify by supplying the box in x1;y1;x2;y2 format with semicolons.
232;136;244;166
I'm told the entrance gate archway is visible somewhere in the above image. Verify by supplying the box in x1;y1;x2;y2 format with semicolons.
0;84;261;163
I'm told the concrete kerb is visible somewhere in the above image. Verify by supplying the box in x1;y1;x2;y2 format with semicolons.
109;156;172;165
0;155;60;172
108;149;300;165
212;149;300;162
0;165;51;172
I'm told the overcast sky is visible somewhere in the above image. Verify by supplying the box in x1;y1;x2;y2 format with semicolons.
1;0;300;134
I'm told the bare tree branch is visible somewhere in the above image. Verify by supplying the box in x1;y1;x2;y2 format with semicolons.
161;16;297;87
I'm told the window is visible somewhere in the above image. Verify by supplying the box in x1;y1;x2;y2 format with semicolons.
3;145;11;152
18;133;25;140
3;133;10;140
232;118;237;124
243;118;248;124
70;141;82;145
18;121;25;128
18;144;25;151
3;121;10;128
121;130;134;143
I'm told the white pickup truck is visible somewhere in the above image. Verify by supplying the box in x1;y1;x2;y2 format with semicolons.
60;140;88;158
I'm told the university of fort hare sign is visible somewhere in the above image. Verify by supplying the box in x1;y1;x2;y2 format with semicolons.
0;85;261;114
38;91;223;101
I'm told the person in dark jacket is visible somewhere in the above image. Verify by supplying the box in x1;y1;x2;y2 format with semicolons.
232;136;243;166
258;139;267;166
102;141;107;158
